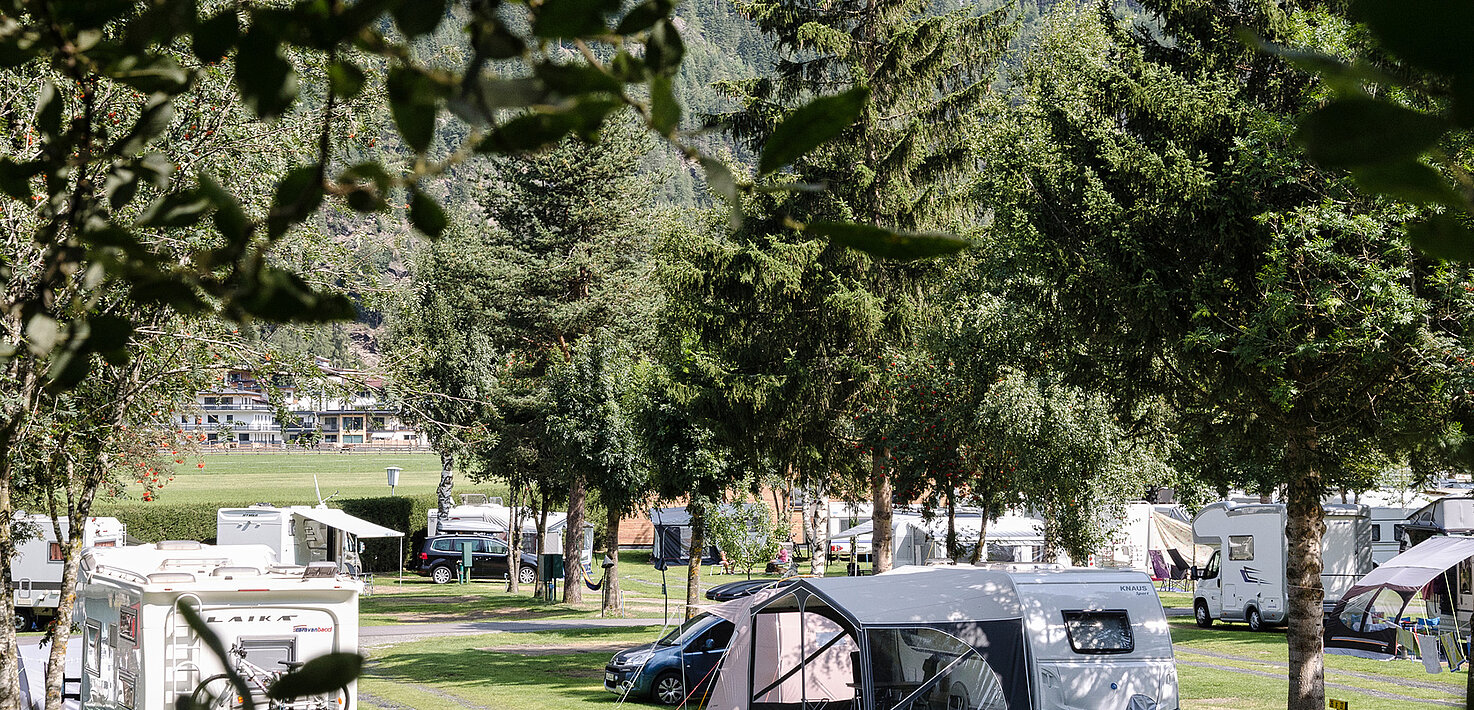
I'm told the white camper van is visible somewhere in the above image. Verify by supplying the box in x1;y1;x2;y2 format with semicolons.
77;542;359;710
217;504;404;577
703;564;1177;710
12;514;125;631
1191;502;1372;631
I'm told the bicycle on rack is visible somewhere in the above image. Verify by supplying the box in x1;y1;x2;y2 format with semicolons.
191;642;348;710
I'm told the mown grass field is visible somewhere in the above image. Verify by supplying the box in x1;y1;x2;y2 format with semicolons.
118;452;504;505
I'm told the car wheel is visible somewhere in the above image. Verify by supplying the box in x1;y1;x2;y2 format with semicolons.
653;672;685;705
431;565;454;585
518;565;537;585
13;611;30;633
1194;601;1213;628
1247;607;1264;632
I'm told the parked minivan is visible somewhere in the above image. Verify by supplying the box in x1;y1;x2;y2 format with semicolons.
605;613;735;704
416;534;539;585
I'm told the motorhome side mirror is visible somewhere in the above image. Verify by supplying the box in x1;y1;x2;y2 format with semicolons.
1189;568;1202;580
704;638;716;650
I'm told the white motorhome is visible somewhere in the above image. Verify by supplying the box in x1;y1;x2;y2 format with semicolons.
77;542;359;710
216;504;403;576
1191;502;1372;631
704;564;1177;710
12;514;125;631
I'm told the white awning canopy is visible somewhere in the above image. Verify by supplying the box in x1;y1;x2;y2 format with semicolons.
292;507;403;539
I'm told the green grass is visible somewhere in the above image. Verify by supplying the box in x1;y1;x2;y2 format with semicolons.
359;627;662;710
116;452;507;505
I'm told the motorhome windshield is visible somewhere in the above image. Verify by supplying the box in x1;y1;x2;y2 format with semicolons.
657;613;713;646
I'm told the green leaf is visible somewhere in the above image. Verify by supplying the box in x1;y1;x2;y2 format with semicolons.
198;174;249;243
609;52;648;82
267;164;323;238
235;29;298;120
136;189;212;229
1350;161;1464;206
536;62;624;95
1297;97;1449;168
471;19;525;60
110;94;175;156
387;67;439;154
803;221;969;260
267;654;363;701
328;60;366;99
192;9;239;64
408;186;447;238
759;87;869;175
1407;214;1474;262
0;20;47;69
474;76;550;112
649;75;680;135
34;81;62;140
130;277;208;312
701;157;741;230
533;0;619;38
616;0;676;34
106;54;192;94
238;266;357;322
0;158;38;200
645;19;683;75
477;99;620;153
339;161;391;192
394;0;446;37
103;165;142;210
1351;0;1474;77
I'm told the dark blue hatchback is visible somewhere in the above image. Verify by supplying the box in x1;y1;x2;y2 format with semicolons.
604;613;734;704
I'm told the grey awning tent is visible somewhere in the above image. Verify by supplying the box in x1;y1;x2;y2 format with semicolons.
704;566;1028;710
651;506;724;570
1325;535;1474;659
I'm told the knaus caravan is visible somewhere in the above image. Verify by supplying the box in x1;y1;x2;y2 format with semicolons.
12;514;125;631
1192;502;1372;631
77;542;359;709
703;565;1177;710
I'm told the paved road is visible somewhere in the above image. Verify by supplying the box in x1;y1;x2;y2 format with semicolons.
360;616;669;647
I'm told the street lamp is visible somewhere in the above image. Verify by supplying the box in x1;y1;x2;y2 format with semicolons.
386;466;402;496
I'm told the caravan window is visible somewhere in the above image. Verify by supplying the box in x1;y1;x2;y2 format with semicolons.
1370;525;1381;542
1062;610;1134;654
1228;535;1255;561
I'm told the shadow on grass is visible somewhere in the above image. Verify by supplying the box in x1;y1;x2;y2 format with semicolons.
362;587;595;621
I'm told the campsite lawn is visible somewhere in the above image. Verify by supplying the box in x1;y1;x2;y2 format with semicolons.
120;452;467;505
1170;618;1465;709
358;626;662;710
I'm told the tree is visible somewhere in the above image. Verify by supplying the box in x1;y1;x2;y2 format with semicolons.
710;0;1015;572
980;5;1474;707
547;330;649;614
708;497;791;579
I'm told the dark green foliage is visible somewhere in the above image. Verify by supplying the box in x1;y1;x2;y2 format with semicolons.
339;497;416;572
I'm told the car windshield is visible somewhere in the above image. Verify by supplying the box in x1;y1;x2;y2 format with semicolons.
657;613;713;646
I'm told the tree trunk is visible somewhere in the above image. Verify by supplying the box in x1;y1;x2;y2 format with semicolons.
685;506;705;620
946;491;957;560
0;363;37;710
871;447;893;573
536;491;550;600
435;449;455;518
562;474;586;603
1286;444;1327;710
603;504;622;616
507;482;522;594
44;531;84;710
971;510;987;564
809;492;827;576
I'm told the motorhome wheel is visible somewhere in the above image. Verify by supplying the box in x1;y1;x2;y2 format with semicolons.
431;565;454;584
518;566;536;585
1246;607;1263;632
1194;601;1213;628
12;611;30;632
653;672;685;705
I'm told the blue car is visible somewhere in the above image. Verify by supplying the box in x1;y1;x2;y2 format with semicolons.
604;613;734;705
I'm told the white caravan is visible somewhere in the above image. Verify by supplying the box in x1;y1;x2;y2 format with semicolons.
1191;502;1372;631
428;502;594;564
216;504;404;577
11;514;125;631
704;564;1177;710
1368;506;1416;565
77;542;359;710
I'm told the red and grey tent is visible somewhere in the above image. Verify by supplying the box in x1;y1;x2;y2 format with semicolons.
1325;535;1474;659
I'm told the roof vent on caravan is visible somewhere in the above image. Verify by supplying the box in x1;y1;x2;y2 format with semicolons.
303;561;337;578
210;566;262;579
155;540;202;551
146;572;196;584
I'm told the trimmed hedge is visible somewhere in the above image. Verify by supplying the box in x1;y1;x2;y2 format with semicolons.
94;493;444;574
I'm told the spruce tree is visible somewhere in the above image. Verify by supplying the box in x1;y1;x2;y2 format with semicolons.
706;0;1014;571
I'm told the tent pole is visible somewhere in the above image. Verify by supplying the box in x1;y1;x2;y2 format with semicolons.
398;538;403;586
